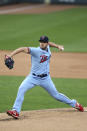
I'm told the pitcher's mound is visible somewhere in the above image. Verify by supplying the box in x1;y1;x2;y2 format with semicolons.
0;108;87;131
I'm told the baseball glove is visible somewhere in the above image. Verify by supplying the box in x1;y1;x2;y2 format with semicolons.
5;56;14;69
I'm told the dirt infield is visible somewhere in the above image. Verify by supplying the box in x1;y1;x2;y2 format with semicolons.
0;51;87;79
0;4;87;131
0;3;77;14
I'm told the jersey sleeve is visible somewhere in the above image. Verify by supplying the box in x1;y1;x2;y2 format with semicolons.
47;45;50;52
29;47;38;56
47;45;50;50
47;45;51;56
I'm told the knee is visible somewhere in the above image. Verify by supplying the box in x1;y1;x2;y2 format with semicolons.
18;85;26;96
51;92;59;100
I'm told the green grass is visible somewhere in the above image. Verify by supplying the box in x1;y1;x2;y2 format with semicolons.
0;7;87;52
0;76;87;113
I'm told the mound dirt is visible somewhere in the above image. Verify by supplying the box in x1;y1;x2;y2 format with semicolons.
0;108;87;131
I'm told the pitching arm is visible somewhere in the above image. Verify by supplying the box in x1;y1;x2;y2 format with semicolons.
48;42;64;51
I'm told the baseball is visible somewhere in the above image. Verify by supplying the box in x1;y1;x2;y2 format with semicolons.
61;47;64;51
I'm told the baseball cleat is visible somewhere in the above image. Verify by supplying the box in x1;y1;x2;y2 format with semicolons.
75;102;84;112
7;110;19;119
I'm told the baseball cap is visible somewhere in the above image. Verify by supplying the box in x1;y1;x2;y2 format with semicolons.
39;36;49;43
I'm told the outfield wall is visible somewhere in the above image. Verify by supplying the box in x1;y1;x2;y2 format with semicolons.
0;0;17;5
18;0;44;3
0;0;87;5
51;0;87;4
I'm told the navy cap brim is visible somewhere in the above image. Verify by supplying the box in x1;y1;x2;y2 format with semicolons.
39;40;48;43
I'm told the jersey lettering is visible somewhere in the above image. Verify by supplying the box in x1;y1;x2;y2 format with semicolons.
40;55;48;63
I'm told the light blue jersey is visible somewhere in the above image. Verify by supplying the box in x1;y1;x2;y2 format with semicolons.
12;45;77;113
29;45;51;75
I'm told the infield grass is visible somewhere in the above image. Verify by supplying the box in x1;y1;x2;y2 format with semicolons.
0;7;87;52
0;76;87;113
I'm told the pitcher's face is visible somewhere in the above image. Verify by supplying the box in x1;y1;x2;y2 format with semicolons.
40;42;48;50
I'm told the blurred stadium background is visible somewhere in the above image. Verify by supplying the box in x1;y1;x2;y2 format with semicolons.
0;0;87;6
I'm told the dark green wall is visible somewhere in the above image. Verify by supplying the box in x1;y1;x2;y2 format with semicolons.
18;0;44;3
0;0;17;5
0;0;44;5
0;0;87;5
51;0;87;4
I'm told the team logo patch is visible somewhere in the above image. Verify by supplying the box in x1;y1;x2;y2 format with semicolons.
40;55;48;63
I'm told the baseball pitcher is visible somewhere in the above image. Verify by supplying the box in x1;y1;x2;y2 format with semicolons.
5;36;84;119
